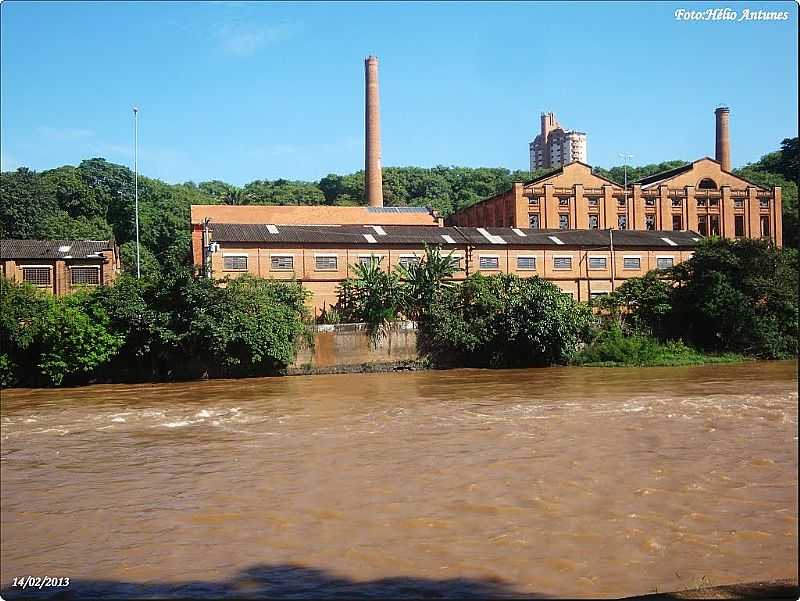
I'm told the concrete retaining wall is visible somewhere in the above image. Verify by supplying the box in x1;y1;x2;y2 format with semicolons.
290;321;419;373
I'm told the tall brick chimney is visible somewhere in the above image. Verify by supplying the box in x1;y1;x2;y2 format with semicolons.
365;55;384;207
715;106;731;172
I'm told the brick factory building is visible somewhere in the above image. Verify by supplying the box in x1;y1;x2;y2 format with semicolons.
454;108;783;247
446;159;782;246
530;112;587;170
195;223;698;315
0;239;119;295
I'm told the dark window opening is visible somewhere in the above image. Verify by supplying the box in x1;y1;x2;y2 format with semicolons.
710;215;720;236
734;215;745;237
698;178;717;190
672;215;683;231
559;214;569;230
760;216;771;238
529;214;540;229
589;215;599;229
618;215;627;230
697;215;708;237
645;215;656;231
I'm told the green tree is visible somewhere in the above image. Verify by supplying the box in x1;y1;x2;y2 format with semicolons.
419;274;595;367
337;259;407;335
670;238;798;358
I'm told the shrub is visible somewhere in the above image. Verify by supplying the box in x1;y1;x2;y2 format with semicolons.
419;273;595;368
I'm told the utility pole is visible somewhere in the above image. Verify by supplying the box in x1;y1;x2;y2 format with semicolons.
618;152;633;230
133;106;141;278
609;228;616;291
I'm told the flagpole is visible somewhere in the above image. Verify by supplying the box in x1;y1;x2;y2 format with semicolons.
133;106;141;278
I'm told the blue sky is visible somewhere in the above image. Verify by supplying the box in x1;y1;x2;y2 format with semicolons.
1;1;797;185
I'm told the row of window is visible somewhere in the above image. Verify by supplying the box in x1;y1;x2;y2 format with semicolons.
19;266;101;287
222;254;428;272
222;254;674;274
525;212;772;238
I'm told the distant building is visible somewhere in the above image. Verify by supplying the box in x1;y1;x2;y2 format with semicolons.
446;159;783;247
529;112;587;170
0;239;119;295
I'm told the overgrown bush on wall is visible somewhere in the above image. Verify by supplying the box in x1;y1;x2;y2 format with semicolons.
418;273;595;368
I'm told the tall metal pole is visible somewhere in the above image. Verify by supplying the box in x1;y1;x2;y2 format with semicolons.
618;152;633;232
609;228;615;292
133;106;141;279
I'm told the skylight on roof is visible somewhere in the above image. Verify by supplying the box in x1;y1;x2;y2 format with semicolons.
548;235;565;245
512;228;526;237
266;225;279;234
661;237;678;246
370;225;387;236
476;228;506;245
58;245;72;253
441;234;456;244
363;233;377;244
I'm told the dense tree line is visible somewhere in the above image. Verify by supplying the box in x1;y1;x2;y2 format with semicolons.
1;139;796;278
0;272;310;387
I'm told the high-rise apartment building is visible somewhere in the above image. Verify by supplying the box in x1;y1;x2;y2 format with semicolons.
529;112;587;171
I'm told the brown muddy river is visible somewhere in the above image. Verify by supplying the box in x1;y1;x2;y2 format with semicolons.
1;362;797;599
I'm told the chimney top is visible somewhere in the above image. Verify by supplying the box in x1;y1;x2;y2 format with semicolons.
715;106;730;113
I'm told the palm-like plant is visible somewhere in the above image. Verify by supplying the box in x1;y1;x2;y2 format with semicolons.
336;258;406;338
401;244;459;320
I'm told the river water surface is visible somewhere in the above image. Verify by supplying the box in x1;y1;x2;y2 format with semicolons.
1;362;797;598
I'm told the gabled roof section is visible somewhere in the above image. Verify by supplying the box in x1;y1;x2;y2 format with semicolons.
0;239;115;259
635;157;770;191
523;161;623;189
635;163;695;187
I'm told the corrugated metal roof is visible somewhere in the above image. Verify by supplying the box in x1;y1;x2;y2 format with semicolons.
0;239;115;259
366;207;431;213
209;224;700;248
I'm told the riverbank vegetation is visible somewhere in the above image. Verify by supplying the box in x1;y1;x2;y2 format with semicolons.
0;272;310;387
1;238;795;388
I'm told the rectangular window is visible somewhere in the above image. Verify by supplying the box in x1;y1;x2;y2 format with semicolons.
449;256;462;270
759;198;770;208
617;197;626;207
558;197;570;207
271;255;293;270
22;266;52;286
696;197;707;207
734;198;744;208
623;257;641;270
645;215;656;231
645;198;656;207
553;257;572;270
559;214;569;230
588;256;607;270
528;197;539;206
315;256;338;271
672;215;683;231
588;197;599;207
710;215;720;236
358;255;382;266
517;256;536;270
590;291;609;299
734;215;745;237
709;197;719;207
589;215;599;229
398;256;420;268
671;198;682;207
223;255;248;271
697;215;708;236
761;216;771;238
618;215;627;230
70;266;100;285
657;257;674;270
479;256;499;270
529;214;540;229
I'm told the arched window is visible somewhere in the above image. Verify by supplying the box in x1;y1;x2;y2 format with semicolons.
698;178;718;190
